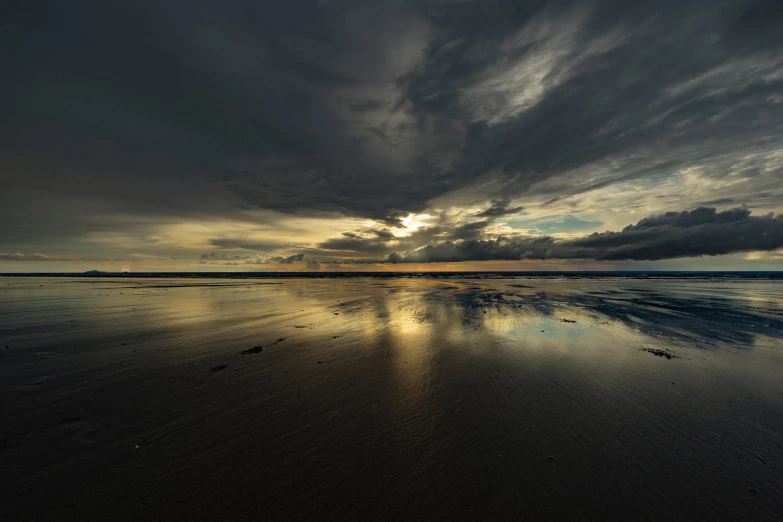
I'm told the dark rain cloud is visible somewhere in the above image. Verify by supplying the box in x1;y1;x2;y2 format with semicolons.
265;253;305;264
200;252;248;261
318;236;395;254
381;207;783;262
240;252;319;269
473;198;524;218
399;0;783;211
1;0;782;252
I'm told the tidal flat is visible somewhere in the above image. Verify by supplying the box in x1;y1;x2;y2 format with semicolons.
1;276;782;520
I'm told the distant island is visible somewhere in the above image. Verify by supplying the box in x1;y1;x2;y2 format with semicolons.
83;270;107;275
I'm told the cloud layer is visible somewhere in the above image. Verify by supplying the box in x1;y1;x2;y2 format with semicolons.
1;1;782;267
380;207;783;262
0;253;52;261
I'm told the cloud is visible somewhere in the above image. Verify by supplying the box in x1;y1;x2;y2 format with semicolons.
316;201;522;256
268;253;305;264
2;0;783;264
373;228;396;239
208;239;289;251
381;207;783;262
0;252;52;261
746;249;783;261
200;252;247;261
400;0;783;211
240;252;320;269
245;253;309;265
505;215;603;235
473;198;524;218
318;235;396;254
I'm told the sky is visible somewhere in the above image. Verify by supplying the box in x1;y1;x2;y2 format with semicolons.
2;0;783;272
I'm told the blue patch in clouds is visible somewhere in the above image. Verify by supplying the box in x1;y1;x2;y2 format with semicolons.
505;215;604;234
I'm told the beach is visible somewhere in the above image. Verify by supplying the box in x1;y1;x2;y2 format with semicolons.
1;275;782;520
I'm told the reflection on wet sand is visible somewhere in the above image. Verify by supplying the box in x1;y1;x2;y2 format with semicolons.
1;276;782;520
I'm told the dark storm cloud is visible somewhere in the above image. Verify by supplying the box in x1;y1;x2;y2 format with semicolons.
379;211;413;229
473;198;524;218
0;0;433;234
2;0;782;251
200;252;247;261
242;253;311;265
728;0;783;45
318;236;395;254
373;229;396;239
266;253;305;264
200;250;309;264
399;0;783;207
451;221;492;240
381;207;783;262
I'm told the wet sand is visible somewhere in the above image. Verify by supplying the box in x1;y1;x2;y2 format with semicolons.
1;276;782;520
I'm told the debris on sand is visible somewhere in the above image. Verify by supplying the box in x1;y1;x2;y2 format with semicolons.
642;348;680;359
560;319;577;323
209;365;228;373
241;337;285;355
546;456;557;463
